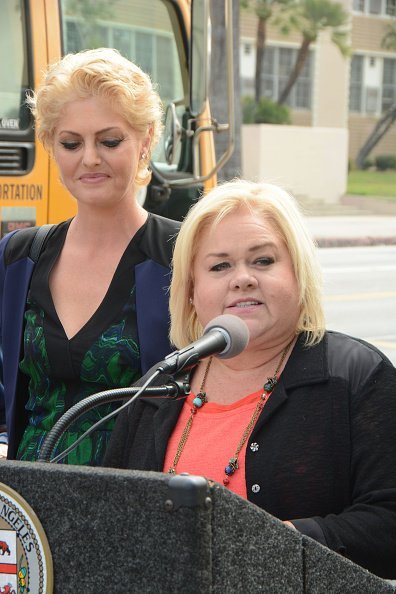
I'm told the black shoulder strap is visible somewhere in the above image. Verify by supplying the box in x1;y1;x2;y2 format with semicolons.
29;224;56;263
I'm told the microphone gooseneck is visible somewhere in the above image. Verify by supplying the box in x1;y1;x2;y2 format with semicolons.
38;377;179;463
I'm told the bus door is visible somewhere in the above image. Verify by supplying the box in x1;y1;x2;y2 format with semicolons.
0;0;51;235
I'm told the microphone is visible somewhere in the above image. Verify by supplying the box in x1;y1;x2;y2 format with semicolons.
157;314;249;374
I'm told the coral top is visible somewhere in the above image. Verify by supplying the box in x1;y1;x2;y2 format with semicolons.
163;389;264;498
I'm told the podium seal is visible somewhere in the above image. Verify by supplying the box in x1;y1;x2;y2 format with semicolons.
0;483;53;593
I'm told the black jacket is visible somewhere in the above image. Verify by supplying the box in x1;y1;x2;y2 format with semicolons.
103;331;396;579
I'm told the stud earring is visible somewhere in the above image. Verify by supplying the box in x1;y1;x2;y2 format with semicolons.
140;152;147;161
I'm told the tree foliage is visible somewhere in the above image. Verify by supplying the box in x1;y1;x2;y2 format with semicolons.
274;0;350;105
241;0;350;107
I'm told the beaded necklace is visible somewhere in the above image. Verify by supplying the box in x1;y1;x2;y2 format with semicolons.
168;339;294;487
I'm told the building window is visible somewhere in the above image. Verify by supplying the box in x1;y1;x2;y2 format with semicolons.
382;58;396;111
349;55;364;112
349;54;396;114
353;0;365;9
366;87;380;112
261;46;312;109
386;0;396;16
353;0;396;14
369;0;382;14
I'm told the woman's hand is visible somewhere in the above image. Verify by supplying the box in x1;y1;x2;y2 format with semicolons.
0;444;8;459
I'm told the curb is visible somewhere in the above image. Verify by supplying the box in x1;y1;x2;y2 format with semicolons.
315;236;396;248
341;195;396;216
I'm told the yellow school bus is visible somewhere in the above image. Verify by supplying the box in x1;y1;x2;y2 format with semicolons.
0;0;234;235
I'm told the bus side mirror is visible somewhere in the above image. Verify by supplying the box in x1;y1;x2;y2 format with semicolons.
164;102;182;165
152;0;234;189
190;0;210;117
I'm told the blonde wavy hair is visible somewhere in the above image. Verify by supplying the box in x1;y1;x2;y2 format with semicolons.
26;47;163;186
169;179;325;348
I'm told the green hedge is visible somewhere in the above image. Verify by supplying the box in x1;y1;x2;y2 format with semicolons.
374;155;396;171
242;96;291;125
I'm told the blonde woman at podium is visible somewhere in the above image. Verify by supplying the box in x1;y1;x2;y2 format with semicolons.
0;48;180;465
104;179;396;580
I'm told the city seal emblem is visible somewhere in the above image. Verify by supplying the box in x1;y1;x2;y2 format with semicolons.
0;483;53;593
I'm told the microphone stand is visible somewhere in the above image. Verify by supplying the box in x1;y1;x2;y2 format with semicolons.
38;372;189;464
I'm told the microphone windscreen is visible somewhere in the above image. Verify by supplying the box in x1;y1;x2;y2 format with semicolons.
203;314;249;359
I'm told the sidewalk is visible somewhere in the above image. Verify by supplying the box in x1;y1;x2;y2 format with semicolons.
299;195;396;247
305;215;396;247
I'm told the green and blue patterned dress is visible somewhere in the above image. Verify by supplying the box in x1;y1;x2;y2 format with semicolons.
16;220;150;465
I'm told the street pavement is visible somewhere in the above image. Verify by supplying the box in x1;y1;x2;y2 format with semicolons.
303;209;396;366
305;214;396;247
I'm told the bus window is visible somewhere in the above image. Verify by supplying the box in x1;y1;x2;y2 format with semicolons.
59;0;186;168
0;1;30;131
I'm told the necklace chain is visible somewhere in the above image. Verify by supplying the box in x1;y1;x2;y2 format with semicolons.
168;339;294;486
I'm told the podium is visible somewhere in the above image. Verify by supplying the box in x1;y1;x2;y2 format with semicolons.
0;460;394;593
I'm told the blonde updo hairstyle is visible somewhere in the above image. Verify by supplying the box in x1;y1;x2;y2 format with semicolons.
169;179;325;349
26;47;163;186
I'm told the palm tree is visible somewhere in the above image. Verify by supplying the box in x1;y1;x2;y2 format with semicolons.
275;0;350;105
355;106;396;169
241;0;291;104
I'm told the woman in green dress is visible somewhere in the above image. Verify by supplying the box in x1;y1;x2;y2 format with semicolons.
0;48;180;465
